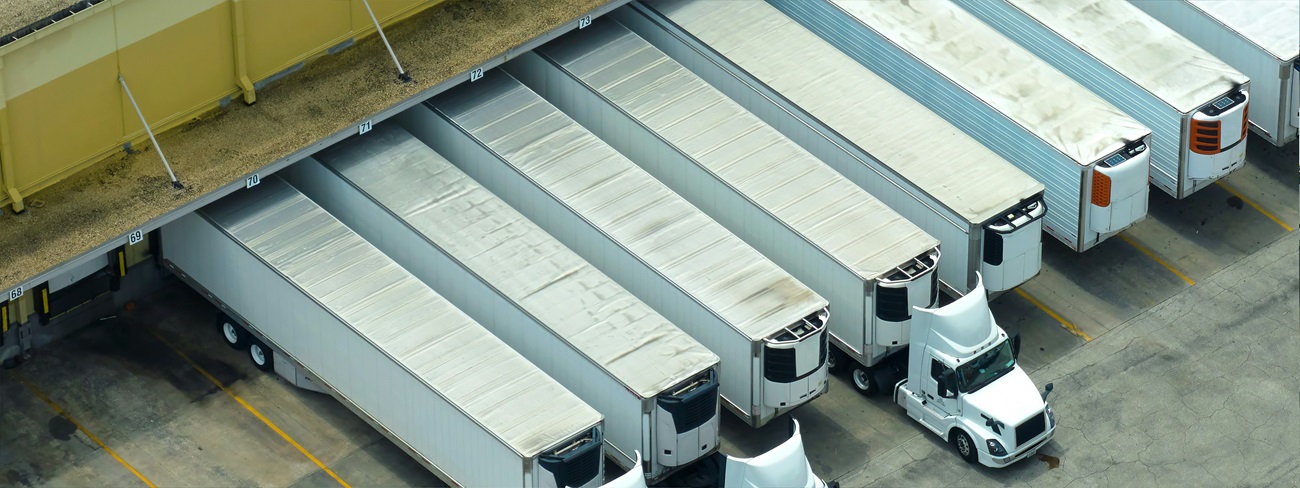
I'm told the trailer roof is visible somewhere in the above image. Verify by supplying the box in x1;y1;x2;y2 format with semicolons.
651;0;1041;225
1188;0;1300;62
998;0;1247;113
429;73;827;341
202;177;601;458
539;20;939;281
829;0;1150;166
313;125;718;398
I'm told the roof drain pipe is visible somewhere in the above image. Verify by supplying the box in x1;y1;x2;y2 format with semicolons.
118;74;183;190
359;0;411;83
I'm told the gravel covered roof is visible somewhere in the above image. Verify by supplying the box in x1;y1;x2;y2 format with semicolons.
0;0;606;291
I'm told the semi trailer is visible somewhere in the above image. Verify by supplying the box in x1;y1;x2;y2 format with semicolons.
1130;0;1299;147
160;177;606;488
282;124;722;482
402;72;832;429
506;19;942;398
777;0;1153;252
952;0;1251;199
618;0;1046;297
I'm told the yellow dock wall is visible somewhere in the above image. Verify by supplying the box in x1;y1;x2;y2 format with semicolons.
0;0;436;211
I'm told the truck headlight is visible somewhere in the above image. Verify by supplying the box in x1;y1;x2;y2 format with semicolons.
1046;404;1055;427
987;439;1007;456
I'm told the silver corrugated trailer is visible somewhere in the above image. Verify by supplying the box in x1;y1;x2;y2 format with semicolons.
952;0;1251;199
618;1;1045;296
505;19;941;398
282;125;722;482
403;72;832;429
778;0;1153;252
160;177;605;488
1131;0;1299;147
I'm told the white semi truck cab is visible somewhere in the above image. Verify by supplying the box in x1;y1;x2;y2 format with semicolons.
716;419;834;488
611;419;835;488
894;276;1055;467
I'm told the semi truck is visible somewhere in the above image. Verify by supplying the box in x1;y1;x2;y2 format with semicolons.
610;419;835;488
777;0;1153;252
895;275;1057;467
1130;0;1299;147
281;124;722;482
952;0;1251;199
160;176;607;488
402;72;833;429
506;19;943;398
618;0;1046;297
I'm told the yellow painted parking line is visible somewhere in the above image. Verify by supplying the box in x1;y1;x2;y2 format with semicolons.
1117;233;1196;286
1215;181;1294;232
147;330;352;488
9;371;158;488
1013;288;1093;342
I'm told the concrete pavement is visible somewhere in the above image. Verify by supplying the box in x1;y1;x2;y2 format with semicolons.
834;231;1298;487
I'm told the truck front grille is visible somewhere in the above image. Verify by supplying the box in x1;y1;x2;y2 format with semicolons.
1015;412;1047;447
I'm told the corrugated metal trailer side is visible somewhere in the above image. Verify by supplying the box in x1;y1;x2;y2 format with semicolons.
1131;0;1299;146
953;0;1250;199
617;1;1045;296
780;0;1153;252
403;72;832;429
282;125;721;482
506;19;941;396
160;177;605;488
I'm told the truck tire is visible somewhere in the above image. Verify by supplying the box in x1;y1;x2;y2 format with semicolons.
951;429;978;464
851;366;879;396
827;347;849;375
248;339;274;372
218;314;248;350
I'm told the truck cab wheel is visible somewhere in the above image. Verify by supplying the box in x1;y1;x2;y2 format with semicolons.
218;314;248;350
248;340;274;372
951;429;978;464
851;366;879;396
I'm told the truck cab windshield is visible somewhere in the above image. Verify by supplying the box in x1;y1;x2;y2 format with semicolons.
956;340;1015;393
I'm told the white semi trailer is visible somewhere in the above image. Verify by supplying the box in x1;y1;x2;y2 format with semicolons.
282;124;722;482
777;0;1153;252
404;72;833;429
160;177;606;488
952;0;1251;199
618;0;1046;297
1130;0;1299;147
506;19;942;398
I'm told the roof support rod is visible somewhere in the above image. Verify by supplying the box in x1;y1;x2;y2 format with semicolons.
118;74;183;189
360;0;411;82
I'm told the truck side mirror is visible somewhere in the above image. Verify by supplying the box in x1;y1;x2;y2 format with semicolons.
937;370;957;398
1011;334;1022;360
